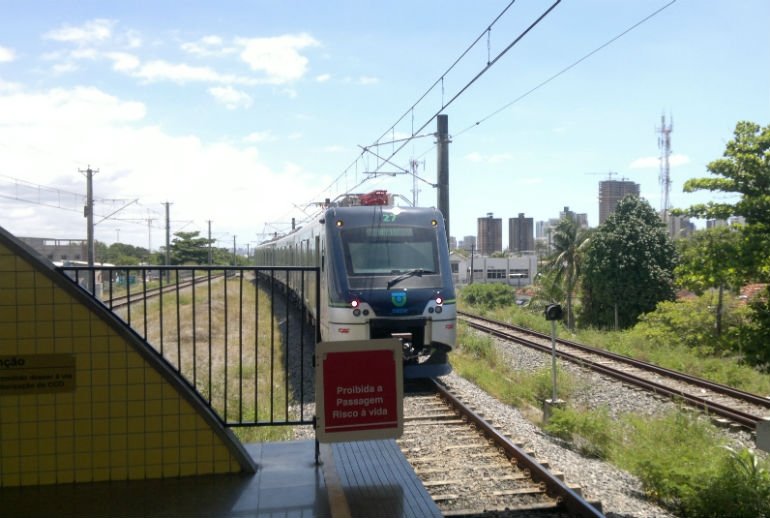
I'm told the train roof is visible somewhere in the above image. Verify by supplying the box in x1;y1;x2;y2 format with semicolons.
324;204;444;225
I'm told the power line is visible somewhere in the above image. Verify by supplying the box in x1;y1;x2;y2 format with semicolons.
407;0;679;164
455;0;678;138
290;0;563;228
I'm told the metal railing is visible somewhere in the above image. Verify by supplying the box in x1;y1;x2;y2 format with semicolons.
57;265;320;429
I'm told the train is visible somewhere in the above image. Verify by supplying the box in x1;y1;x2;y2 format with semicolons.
254;190;456;378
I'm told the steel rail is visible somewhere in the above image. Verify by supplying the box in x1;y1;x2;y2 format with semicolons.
460;311;770;410
459;313;761;429
429;378;605;518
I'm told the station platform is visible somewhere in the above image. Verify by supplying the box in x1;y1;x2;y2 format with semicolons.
0;439;443;518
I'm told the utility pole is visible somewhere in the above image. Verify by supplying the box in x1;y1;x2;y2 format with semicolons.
657;114;673;226
232;235;237;265
163;202;171;265
163;202;172;281
410;159;420;207
207;220;213;265
436;114;450;243
146;211;155;258
79;165;98;292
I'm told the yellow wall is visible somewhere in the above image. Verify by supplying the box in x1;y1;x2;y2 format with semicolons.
0;233;254;487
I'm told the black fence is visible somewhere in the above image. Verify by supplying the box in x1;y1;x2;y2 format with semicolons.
57;265;320;429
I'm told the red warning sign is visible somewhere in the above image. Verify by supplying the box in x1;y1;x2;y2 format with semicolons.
316;339;403;443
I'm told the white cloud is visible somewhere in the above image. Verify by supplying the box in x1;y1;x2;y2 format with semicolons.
315;73;331;83
244;131;275;143
0;86;145;127
0;79;22;92
629;153;690;169
44;19;115;45
0;85;322;247
208;86;253;110
0;46;16;63
105;52;140;72
237;33;320;84
132;59;258;85
181;35;236;57
51;62;79;74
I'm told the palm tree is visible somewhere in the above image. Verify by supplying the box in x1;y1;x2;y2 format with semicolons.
547;216;590;330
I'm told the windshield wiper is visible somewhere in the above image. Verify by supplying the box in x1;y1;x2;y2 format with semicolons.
387;268;434;289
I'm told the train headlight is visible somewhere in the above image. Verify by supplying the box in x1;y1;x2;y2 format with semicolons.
435;296;443;305
351;298;362;316
336;220;344;228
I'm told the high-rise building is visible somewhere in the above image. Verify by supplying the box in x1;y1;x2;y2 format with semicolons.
477;213;502;255
459;235;476;251
509;213;534;253
599;180;640;224
558;206;589;228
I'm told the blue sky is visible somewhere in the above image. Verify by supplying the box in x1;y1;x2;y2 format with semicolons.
1;0;768;251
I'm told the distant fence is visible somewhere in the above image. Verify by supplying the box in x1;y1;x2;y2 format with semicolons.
57;265;320;428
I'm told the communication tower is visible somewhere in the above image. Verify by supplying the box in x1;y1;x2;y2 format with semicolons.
657;114;673;223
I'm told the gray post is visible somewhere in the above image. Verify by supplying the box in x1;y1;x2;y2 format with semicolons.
436;114;450;242
80;166;98;293
550;320;558;401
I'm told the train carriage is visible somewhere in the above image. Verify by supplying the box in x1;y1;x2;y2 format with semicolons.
255;191;456;378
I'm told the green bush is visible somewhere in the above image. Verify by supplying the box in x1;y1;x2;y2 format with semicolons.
544;406;614;459
687;447;770;518
614;411;725;511
459;283;517;310
633;295;748;356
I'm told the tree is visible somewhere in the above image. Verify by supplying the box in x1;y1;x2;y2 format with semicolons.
168;231;215;265
546;216;590;330
678;121;770;279
579;196;676;329
675;227;744;335
676;121;770;367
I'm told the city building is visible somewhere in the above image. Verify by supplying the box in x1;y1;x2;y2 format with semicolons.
458;235;476;251
18;237;87;262
450;253;538;288
509;213;534;253
669;215;695;239
477;213;502;255
598;179;640;224
559;206;588;228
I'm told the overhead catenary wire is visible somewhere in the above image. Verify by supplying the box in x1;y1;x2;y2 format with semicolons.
290;0;563;229
455;0;679;138
406;0;679;163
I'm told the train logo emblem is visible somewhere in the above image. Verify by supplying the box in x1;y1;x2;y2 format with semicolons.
391;291;407;307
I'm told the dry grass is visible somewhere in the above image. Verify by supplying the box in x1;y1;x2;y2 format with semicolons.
117;272;297;442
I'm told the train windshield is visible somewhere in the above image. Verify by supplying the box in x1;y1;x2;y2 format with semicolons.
341;226;439;277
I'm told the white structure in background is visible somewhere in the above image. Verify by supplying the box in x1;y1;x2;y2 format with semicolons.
450;253;537;288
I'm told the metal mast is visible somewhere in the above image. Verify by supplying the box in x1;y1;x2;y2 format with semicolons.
436;114;450;243
657;114;673;223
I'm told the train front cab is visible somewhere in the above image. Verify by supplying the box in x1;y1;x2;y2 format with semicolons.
321;205;456;378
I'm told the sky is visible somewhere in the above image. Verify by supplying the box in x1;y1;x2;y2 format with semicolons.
1;0;768;252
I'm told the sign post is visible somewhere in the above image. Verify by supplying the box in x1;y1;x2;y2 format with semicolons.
315;338;403;444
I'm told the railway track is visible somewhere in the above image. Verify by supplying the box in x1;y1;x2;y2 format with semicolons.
103;272;228;309
459;311;770;431
400;379;603;517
